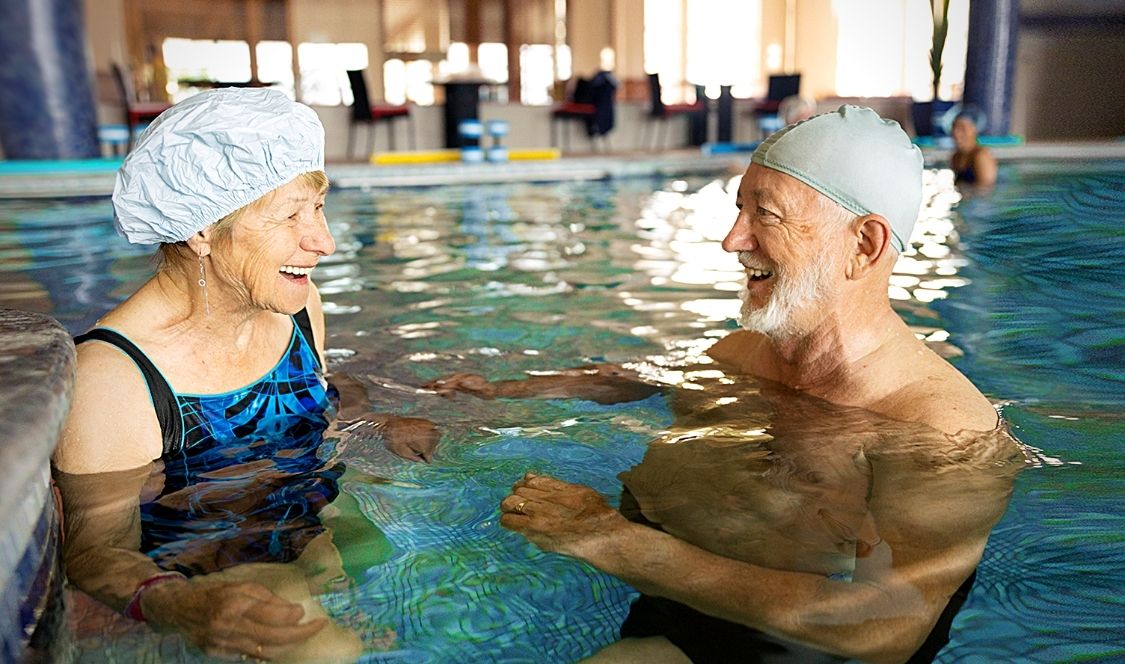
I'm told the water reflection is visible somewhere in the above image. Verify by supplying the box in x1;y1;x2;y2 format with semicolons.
0;200;149;333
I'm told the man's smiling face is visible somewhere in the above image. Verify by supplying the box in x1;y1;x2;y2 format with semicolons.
723;164;852;338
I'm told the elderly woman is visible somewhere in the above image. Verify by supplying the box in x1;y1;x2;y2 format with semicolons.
950;109;998;187
53;89;433;661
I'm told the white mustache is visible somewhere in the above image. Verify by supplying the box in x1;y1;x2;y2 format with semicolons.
737;251;773;272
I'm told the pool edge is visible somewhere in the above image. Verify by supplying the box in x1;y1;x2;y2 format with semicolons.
0;308;75;662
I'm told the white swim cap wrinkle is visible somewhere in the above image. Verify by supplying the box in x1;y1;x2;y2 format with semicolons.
112;88;325;245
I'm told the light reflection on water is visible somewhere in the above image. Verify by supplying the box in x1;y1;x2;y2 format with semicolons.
0;162;1121;662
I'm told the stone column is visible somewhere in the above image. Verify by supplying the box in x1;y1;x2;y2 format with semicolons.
0;0;99;159
963;0;1019;135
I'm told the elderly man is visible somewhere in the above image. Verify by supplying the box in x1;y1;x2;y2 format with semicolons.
431;106;1021;663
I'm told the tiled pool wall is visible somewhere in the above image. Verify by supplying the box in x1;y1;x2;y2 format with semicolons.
0;309;75;662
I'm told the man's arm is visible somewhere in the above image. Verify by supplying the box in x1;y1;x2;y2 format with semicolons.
501;463;1014;664
425;363;662;404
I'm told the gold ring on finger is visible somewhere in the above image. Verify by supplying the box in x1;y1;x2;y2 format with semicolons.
513;500;528;515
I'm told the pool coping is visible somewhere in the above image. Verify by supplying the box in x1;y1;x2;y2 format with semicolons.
0;309;74;660
0;142;1122;199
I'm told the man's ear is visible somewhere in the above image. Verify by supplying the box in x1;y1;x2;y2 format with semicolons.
847;214;892;279
185;225;215;258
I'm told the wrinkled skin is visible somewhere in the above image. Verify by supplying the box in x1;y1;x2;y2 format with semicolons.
499;473;631;560
142;577;329;661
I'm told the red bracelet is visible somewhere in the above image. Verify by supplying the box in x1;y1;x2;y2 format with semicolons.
124;571;188;621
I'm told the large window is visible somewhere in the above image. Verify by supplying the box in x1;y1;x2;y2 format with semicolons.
383;59;435;106
478;43;509;83
297;43;369;106
685;0;762;99
642;0;968;103
520;44;556;105
643;0;685;103
834;0;969;100
645;0;763;103
162;39;251;102
256;41;295;99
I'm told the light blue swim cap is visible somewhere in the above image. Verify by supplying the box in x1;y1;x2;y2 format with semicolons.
112;88;325;245
751;105;923;252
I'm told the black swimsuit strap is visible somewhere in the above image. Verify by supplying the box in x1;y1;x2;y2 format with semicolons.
292;308;320;370
73;328;182;454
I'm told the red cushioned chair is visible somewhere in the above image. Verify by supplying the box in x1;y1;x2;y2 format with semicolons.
111;63;172;149
551;77;598;151
346;69;415;159
641;74;705;150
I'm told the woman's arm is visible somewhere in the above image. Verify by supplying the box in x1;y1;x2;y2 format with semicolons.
54;342;164;474
54;346;326;659
973;147;998;186
330;371;440;462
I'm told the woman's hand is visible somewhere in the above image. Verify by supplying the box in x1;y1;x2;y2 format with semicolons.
337;415;439;463
498;473;635;561
142;577;327;661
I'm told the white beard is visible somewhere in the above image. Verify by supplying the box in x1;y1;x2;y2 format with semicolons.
738;252;838;338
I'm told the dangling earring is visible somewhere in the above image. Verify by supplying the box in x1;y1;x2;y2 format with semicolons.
197;252;211;316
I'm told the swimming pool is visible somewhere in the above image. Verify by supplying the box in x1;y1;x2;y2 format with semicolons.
0;160;1121;662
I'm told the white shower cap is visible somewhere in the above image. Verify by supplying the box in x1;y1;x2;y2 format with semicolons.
112;88;325;245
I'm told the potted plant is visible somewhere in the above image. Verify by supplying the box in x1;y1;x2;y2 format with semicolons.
911;0;958;137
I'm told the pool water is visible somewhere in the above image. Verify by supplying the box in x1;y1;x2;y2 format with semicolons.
0;161;1122;662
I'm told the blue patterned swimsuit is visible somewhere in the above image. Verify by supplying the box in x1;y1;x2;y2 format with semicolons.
73;310;341;575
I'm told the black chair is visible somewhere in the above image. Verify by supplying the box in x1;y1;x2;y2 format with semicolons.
748;73;801;138
641;73;704;150
550;73;617;152
345;69;415;159
111;63;172;148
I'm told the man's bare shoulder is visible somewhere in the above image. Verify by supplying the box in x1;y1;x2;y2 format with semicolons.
706;330;771;374
874;357;999;435
54;341;163;474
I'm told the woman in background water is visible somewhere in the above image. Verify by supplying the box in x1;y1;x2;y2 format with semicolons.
950;110;998;187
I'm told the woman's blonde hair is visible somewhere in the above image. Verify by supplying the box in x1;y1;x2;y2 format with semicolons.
157;170;329;271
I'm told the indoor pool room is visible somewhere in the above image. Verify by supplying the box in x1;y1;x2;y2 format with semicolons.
1;1;1123;663
4;159;1124;662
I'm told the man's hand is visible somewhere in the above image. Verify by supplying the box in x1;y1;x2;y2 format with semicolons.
498;473;635;561
143;577;327;661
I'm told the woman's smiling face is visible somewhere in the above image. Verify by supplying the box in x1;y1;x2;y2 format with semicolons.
210;176;335;314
